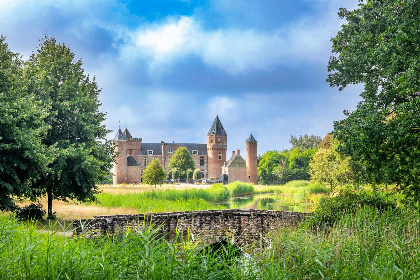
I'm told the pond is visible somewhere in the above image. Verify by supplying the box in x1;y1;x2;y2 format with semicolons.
224;194;315;213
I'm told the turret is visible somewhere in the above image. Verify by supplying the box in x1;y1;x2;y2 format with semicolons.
245;133;258;184
113;126;142;184
207;115;227;180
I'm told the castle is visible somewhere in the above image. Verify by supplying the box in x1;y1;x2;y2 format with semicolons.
112;115;258;184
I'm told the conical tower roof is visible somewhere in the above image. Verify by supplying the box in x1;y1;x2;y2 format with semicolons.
114;128;126;140
246;133;257;142
123;128;132;139
207;115;227;136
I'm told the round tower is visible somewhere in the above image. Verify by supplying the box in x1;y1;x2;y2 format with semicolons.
245;133;258;184
207;115;227;180
113;128;128;185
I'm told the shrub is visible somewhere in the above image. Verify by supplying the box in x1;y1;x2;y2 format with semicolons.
226;181;255;196
15;203;46;221
208;184;230;202
193;169;202;181
307;191;397;230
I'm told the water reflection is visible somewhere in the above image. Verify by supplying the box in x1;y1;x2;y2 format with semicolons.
226;194;314;213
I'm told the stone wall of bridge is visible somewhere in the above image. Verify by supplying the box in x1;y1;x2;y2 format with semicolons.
73;209;311;248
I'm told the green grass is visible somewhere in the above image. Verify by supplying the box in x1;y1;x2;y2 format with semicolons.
226;181;255;196
93;184;230;212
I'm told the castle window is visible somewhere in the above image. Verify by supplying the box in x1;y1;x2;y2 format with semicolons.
200;157;205;166
218;153;222;160
143;158;147;167
192;150;198;155
168;147;173;153
147;150;153;155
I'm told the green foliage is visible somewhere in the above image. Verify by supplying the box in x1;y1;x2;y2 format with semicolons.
15;203;46;221
141;159;166;188
0;36;51;211
193;169;202;181
309;137;357;190
226;181;255;196
207;184;230;202
24;36;114;217
172;169;180;180
328;0;420;198
308;184;329;194
186;168;193;179
307;191;397;230
168;147;195;176
258;151;285;184
289;134;322;150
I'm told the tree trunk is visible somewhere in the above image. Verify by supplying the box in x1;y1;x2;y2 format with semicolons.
155;184;156;189
47;186;53;219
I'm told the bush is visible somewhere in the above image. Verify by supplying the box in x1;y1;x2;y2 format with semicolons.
208;184;230;202
226;181;255;196
307;191;397;230
193;169;202;181
284;180;311;188
15;203;46;221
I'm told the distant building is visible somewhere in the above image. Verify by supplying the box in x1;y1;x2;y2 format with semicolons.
112;115;258;184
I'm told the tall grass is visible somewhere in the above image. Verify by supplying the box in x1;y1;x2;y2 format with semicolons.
262;207;420;278
94;184;230;212
226;181;255;196
0;216;256;279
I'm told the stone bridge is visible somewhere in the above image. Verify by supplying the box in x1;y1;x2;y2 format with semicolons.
73;209;311;248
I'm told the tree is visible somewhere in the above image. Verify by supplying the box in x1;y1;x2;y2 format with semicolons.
309;138;356;191
290;135;322;150
142;159;166;188
328;0;420;198
172;169;180;181
193;169;202;181
258;151;284;184
25;37;114;218
0;36;50;211
168;147;195;177
186;168;193;179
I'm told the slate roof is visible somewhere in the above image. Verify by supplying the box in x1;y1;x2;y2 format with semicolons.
114;128;126;140
179;143;208;155
138;143;208;156
139;143;162;155
123;128;133;139
246;134;257;142
127;155;139;166
207;115;227;136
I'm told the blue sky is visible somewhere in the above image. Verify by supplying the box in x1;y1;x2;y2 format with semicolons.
1;0;362;154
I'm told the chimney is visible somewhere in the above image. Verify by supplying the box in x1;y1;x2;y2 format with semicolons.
237;149;240;156
232;151;235;156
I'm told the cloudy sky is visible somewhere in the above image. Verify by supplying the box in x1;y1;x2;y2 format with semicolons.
1;0;363;154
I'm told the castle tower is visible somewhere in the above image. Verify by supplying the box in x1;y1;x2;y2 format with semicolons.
207;115;227;180
113;127;128;184
113;126;142;184
245;133;258;184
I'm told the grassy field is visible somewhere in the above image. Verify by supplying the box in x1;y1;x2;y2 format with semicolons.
1;203;418;278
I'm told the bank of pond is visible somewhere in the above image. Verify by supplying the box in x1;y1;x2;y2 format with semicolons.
93;180;325;213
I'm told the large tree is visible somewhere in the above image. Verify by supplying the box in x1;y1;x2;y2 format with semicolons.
328;0;420;198
168;147;195;178
0;36;51;211
25;37;114;218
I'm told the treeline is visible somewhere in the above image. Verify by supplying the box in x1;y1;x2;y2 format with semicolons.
258;135;320;184
0;36;114;218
